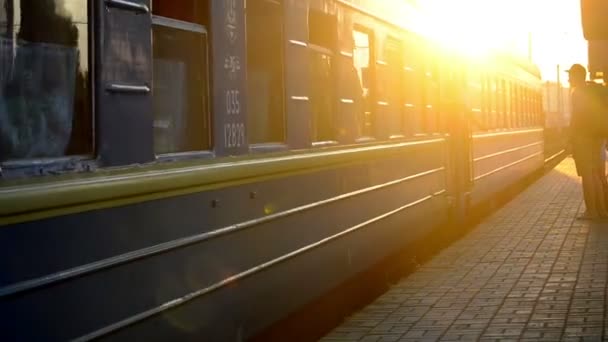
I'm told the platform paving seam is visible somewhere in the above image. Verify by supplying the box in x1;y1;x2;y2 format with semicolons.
321;158;608;341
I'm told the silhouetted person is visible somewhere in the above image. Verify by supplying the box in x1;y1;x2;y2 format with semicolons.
568;63;608;219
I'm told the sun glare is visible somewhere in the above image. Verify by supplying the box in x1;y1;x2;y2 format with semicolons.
415;0;588;82
417;0;530;58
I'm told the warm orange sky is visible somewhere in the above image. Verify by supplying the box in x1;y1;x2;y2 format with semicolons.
415;0;588;83
524;0;588;83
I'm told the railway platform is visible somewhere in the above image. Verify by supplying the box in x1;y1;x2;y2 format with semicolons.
321;157;608;342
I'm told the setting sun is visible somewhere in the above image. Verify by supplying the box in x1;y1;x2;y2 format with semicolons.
416;0;515;57
414;0;587;82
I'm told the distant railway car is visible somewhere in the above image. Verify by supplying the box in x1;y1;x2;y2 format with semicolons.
0;0;560;341
466;56;545;207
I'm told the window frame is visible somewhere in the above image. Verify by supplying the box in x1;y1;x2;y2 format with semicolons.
308;9;338;146
402;37;423;136
0;0;95;178
352;25;376;142
150;11;213;159
246;0;287;149
423;57;440;134
384;35;405;139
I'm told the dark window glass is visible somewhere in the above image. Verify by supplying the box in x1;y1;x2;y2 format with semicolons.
424;61;439;133
499;79;504;127
309;10;335;49
511;83;518;128
152;0;210;154
500;80;509;128
309;10;336;143
385;37;403;137
153;0;208;25
310;50;335;142
470;72;483;131
403;44;423;135
353;29;374;138
504;80;509;127
530;90;535;125
520;86;525;127
247;0;284;144
531;91;536;125
0;0;91;162
511;85;517;127
524;87;529;126
490;78;497;129
533;92;538;125
481;74;489;130
526;88;532;126
537;92;542;125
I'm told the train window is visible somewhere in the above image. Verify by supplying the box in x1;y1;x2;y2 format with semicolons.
424;60;440;133
502;81;507;127
528;90;533;126
514;85;519;127
497;79;503;128
531;90;535;125
488;77;494;128
523;87;529;126
490;77;497;129
309;10;336;143
511;83;519;128
537;92;543;125
153;0;207;24
530;89;536;126
517;85;524;127
529;89;535;126
470;72;483;131
403;44;423;135
247;0;285;144
385;36;403;137
532;91;536;125
482;74;492;130
524;87;529;126
152;0;211;154
499;79;506;128
353;28;375;138
532;91;537;125
504;80;511;128
521;87;526;126
0;0;91;163
510;85;515;127
495;78;502;128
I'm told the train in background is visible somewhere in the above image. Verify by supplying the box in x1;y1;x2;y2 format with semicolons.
0;0;566;341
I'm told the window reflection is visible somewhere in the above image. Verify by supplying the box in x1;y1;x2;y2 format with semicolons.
0;0;91;162
353;29;374;138
247;0;284;144
403;44;424;135
310;51;335;141
152;0;211;154
152;0;207;25
385;37;403;136
309;10;337;143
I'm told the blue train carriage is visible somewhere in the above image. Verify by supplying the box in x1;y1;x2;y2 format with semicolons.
465;56;545;207
0;0;542;341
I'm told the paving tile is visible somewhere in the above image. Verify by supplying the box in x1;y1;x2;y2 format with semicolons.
321;158;608;342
